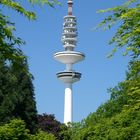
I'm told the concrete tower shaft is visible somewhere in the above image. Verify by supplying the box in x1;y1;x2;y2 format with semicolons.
54;0;85;125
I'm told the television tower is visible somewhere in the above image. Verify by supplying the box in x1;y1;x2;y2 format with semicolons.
54;0;85;124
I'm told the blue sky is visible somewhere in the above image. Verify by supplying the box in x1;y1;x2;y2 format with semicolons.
4;0;130;122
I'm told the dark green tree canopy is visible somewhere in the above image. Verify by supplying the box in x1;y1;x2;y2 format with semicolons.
0;58;38;134
0;0;60;135
38;114;63;140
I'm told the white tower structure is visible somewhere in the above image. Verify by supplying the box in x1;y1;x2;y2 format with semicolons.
54;0;85;124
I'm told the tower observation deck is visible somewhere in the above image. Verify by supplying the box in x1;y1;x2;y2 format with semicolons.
54;0;85;124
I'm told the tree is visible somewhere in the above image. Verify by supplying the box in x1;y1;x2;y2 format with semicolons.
0;58;38;134
0;0;60;134
97;0;140;58
31;130;56;140
0;119;30;140
0;0;60;65
0;0;60;20
60;1;140;139
0;119;56;140
0;11;24;66
38;114;64;140
60;59;140;139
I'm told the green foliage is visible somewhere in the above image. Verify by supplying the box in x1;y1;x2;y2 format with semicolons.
0;119;56;140
38;114;63;140
0;0;61;135
0;0;60;19
0;119;30;140
79;109;140;140
62;60;140;139
59;122;84;140
31;130;56;140
0;0;60;66
28;0;61;7
97;0;140;58
0;0;36;20
0;58;38;134
57;1;140;139
0;11;25;66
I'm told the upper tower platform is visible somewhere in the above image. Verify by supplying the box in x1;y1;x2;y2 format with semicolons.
61;0;78;51
54;0;85;82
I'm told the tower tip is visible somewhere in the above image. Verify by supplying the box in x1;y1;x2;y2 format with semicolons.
68;0;73;15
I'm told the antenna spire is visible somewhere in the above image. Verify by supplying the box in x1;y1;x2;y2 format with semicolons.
68;0;73;15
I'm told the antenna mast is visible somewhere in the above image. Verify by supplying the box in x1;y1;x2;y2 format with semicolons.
68;0;73;15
